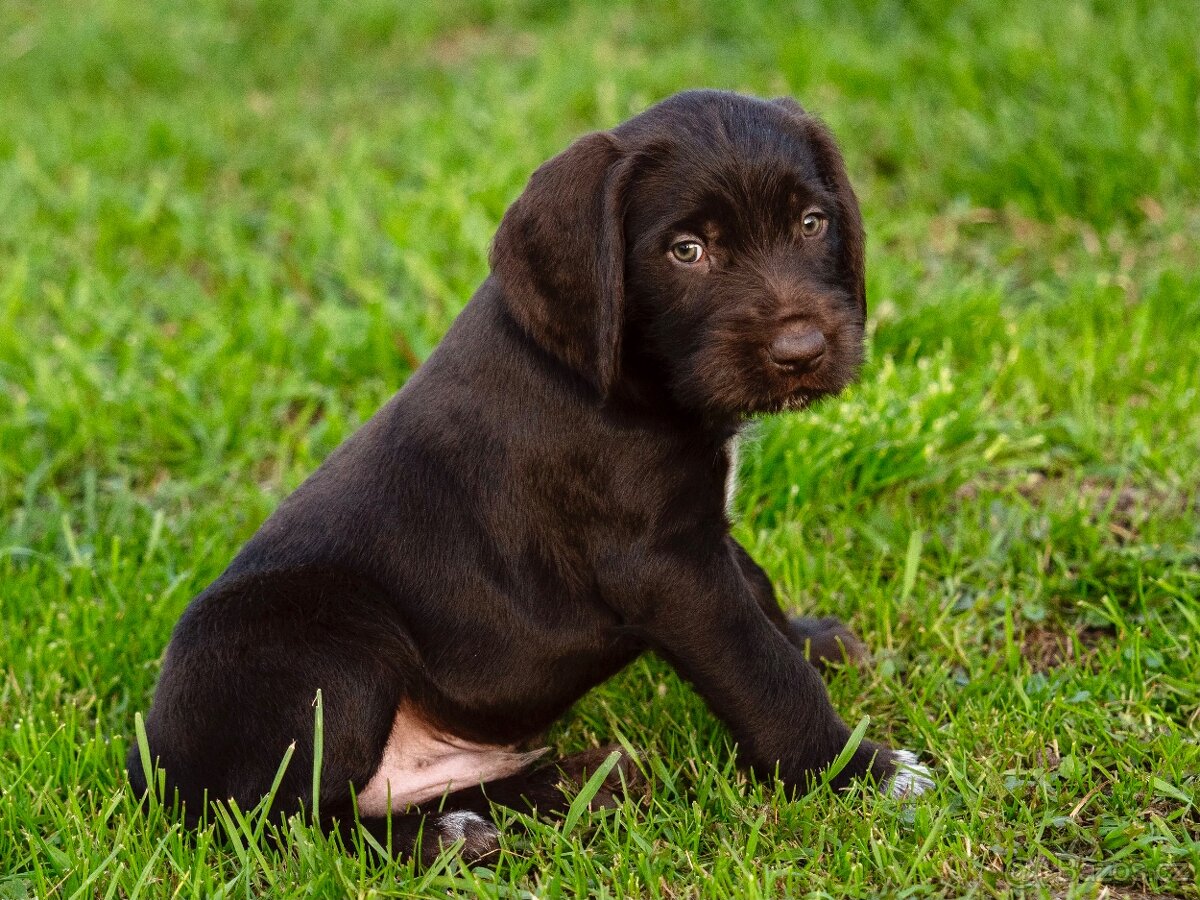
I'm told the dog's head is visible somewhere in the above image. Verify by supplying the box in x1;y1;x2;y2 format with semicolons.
490;90;866;420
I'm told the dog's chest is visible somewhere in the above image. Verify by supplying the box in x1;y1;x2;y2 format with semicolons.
724;435;740;518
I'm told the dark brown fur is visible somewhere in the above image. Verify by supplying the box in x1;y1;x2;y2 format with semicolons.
128;90;924;862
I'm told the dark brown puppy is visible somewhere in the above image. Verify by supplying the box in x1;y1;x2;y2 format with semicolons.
128;90;931;864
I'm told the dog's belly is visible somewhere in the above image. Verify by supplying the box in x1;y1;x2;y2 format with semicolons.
355;705;548;815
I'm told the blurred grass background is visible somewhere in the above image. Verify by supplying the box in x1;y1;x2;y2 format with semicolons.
1;1;1197;897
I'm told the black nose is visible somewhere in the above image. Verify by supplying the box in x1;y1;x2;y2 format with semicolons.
769;327;827;372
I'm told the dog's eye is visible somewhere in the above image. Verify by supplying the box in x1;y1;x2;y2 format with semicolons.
800;211;827;238
669;240;705;264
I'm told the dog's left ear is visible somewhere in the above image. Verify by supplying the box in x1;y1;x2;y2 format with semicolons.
772;98;866;318
490;132;632;397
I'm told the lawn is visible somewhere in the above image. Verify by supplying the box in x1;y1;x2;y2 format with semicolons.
1;0;1198;896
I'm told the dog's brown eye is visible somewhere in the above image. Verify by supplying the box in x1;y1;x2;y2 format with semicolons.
670;240;705;264
800;211;827;238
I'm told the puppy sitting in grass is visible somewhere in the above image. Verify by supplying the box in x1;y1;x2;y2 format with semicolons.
129;89;932;864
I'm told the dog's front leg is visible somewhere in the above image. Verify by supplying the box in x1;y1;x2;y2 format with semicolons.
634;549;927;795
728;539;869;669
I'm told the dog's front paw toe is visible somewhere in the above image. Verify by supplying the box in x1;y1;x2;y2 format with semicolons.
886;749;934;799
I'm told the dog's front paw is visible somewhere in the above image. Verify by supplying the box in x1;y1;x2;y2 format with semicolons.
884;749;934;799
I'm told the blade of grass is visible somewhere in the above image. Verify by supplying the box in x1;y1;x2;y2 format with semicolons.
819;715;871;791
311;689;323;824
133;712;153;802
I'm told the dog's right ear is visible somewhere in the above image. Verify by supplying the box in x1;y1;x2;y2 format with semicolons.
489;132;632;397
769;98;866;319
802;117;866;320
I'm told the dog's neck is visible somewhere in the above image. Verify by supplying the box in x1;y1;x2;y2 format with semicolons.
609;339;746;443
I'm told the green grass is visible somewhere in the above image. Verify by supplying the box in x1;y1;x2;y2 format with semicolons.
2;0;1198;896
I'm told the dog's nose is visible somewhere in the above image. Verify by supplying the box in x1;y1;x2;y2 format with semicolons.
769;327;827;372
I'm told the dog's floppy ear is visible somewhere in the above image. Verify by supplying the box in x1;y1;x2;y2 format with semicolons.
773;99;866;318
490;132;632;396
801;118;866;318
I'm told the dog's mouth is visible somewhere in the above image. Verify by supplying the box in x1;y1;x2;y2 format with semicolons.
675;326;863;420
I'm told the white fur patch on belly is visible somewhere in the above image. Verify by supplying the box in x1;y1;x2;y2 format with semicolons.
355;706;547;816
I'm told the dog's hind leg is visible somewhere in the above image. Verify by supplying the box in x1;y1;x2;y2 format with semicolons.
344;808;503;867
344;745;642;865
131;569;424;831
452;743;643;817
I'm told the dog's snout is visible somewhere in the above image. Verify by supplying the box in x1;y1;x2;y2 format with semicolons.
769;327;827;372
